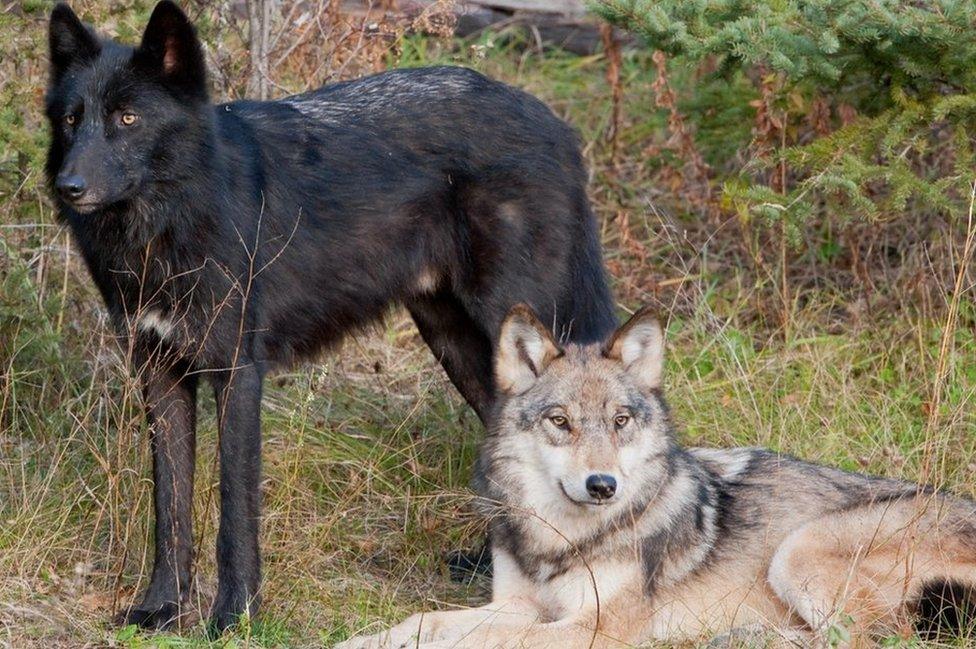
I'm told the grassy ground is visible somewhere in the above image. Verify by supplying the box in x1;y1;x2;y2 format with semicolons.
2;4;976;648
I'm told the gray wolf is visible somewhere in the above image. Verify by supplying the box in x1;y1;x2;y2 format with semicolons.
44;1;615;631
338;305;976;648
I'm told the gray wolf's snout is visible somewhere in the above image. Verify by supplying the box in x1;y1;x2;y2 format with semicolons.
55;173;88;202
586;474;617;500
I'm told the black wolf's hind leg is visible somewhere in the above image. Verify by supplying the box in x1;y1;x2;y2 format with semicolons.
407;291;495;424
407;292;495;580
122;351;198;630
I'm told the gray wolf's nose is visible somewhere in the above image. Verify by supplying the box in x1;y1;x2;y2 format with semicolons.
586;474;617;500
56;173;87;201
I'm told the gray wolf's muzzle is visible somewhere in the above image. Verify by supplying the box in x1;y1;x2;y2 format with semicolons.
585;473;617;501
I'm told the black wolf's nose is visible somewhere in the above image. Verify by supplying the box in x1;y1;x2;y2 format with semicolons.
586;474;617;500
56;174;87;201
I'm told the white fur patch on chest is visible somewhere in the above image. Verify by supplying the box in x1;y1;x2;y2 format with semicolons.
135;309;176;340
539;559;636;619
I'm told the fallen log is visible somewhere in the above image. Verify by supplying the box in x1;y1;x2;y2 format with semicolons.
347;0;632;55
455;6;631;55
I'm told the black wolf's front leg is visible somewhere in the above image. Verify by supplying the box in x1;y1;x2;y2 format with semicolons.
210;362;264;633
124;353;198;629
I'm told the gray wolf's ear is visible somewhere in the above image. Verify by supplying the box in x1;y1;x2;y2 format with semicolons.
49;4;100;82
496;304;562;395
603;306;664;390
134;1;207;98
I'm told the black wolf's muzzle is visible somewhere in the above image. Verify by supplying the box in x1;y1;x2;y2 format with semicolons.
55;172;88;202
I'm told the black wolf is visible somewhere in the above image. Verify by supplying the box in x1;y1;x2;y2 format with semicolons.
45;0;616;633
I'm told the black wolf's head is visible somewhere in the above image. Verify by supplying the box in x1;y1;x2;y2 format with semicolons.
45;2;211;215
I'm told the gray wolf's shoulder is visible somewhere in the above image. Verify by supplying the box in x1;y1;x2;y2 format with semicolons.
688;447;770;481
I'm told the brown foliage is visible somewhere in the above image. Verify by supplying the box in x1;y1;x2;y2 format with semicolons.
644;51;712;212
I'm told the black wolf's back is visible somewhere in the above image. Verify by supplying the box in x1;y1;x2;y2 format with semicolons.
223;66;616;348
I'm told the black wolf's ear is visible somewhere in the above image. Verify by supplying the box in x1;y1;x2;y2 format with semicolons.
603;306;665;390
49;4;100;81
496;304;562;395
134;1;207;98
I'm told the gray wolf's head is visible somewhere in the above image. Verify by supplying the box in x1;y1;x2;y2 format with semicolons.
487;304;672;517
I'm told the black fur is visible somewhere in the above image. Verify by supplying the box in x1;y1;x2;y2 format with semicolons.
914;580;976;640
45;1;616;632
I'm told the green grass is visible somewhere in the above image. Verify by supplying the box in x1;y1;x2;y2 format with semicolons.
2;9;975;649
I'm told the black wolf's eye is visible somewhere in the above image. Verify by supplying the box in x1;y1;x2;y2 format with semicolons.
614;414;630;429
64;114;76;126
119;112;139;126
548;415;570;430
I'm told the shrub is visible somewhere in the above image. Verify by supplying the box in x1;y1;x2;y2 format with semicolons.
592;0;976;248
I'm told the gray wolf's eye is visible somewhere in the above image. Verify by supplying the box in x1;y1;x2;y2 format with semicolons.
548;415;569;430
120;112;139;126
614;414;630;429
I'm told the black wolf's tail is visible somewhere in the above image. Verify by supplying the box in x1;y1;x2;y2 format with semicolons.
562;195;617;345
914;580;976;640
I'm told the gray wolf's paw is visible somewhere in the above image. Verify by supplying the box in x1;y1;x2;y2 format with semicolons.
335;613;445;649
333;634;384;649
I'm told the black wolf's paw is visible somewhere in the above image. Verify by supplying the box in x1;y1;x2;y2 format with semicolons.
206;611;239;638
446;540;492;583
117;601;181;630
207;591;259;638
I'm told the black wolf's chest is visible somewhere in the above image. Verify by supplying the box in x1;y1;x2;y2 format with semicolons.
90;245;246;365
